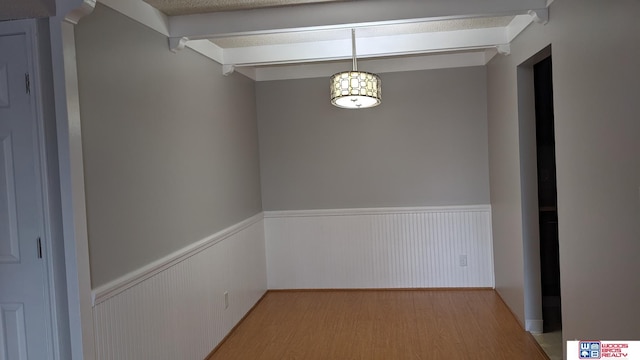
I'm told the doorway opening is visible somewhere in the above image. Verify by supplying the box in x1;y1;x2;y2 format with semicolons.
533;56;562;333
519;47;562;360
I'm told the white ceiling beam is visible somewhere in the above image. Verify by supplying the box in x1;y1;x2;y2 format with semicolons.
506;14;534;42
169;0;548;39
100;0;169;35
183;39;224;63
222;26;508;66
252;51;489;81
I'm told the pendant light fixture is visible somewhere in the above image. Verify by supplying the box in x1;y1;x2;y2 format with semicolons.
330;29;382;109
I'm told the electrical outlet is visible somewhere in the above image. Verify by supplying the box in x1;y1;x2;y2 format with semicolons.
224;291;229;309
459;255;468;267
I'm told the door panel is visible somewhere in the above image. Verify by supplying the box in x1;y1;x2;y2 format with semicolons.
0;303;28;360
0;133;20;263
0;63;8;107
0;33;52;360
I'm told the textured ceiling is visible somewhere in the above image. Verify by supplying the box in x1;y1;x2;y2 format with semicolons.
0;0;55;21
211;16;515;48
144;0;346;16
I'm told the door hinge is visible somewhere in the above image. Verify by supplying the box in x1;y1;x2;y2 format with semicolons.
25;73;30;95
37;237;42;259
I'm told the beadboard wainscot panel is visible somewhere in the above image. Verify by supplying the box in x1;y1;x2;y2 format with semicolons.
264;206;494;289
91;214;266;360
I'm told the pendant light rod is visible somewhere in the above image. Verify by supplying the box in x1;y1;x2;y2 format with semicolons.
351;28;357;71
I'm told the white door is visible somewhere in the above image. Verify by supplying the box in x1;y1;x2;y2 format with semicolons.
0;33;52;360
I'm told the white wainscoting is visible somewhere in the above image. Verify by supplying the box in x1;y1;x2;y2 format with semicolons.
91;214;266;360
264;206;494;290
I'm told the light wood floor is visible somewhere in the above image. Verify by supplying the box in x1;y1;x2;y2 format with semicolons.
208;289;549;360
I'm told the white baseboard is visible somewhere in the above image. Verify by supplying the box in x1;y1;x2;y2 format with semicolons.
526;319;544;334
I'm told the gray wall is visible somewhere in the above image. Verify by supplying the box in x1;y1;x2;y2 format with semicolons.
257;67;490;210
488;0;640;342
75;5;262;287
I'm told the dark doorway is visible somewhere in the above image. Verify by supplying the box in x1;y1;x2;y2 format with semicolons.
533;56;561;333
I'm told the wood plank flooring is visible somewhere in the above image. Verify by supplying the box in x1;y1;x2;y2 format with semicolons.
208;289;548;360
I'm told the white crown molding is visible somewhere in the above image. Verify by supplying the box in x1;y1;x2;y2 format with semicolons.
91;213;264;306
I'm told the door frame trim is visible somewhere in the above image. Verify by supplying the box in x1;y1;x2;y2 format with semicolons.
0;19;57;360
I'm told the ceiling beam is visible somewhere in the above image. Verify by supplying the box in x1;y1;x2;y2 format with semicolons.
101;0;169;35
169;0;548;39
222;26;509;66
252;51;490;81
